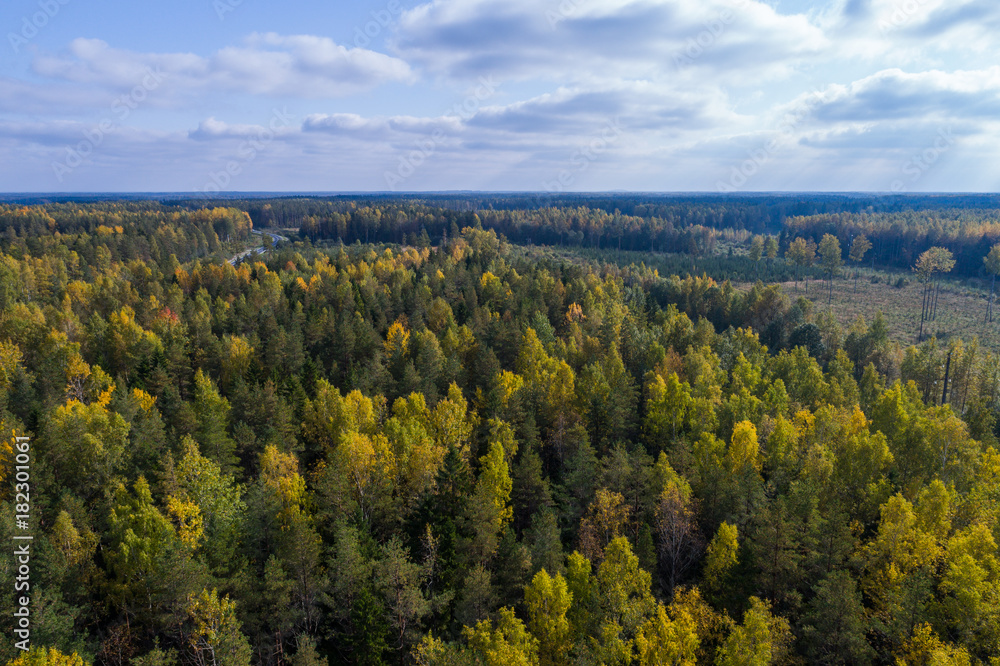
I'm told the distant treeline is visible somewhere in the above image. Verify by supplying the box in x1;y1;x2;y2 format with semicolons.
13;195;1000;280
225;197;1000;279
223;193;1000;236
204;192;1000;230
0;202;253;269
288;202;731;255
784;210;1000;278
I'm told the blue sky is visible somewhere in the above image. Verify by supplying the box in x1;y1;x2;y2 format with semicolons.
2;0;999;192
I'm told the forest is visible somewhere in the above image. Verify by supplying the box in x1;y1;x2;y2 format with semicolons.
3;196;1000;666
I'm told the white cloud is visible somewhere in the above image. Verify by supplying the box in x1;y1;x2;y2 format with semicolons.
467;82;741;135
0;77;116;115
821;0;1000;61
32;34;415;99
302;113;462;139
189;115;298;141
789;67;1000;124
392;0;827;83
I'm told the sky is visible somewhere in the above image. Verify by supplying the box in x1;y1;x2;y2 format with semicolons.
1;0;998;193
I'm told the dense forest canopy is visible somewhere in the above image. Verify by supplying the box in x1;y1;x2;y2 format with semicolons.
3;196;1000;665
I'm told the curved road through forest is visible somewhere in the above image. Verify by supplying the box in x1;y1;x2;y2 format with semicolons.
227;229;289;265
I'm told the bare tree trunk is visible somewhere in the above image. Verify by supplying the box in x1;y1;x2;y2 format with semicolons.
922;283;929;327
988;273;996;323
942;351;951;405
927;282;937;321
919;282;928;341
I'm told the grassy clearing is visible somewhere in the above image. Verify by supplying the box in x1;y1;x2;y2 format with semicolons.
769;268;1000;352
512;243;1000;352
